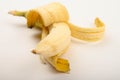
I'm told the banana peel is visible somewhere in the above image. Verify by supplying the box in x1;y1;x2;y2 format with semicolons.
47;56;70;72
8;2;105;73
68;18;105;42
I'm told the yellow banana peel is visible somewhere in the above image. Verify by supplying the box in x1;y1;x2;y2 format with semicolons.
9;2;105;73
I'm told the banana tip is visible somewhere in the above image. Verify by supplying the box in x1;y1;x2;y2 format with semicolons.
32;49;37;54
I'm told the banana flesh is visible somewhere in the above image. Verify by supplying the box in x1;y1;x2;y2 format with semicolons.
33;23;71;58
9;2;105;72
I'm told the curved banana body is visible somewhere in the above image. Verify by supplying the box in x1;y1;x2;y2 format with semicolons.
9;2;105;72
34;23;71;58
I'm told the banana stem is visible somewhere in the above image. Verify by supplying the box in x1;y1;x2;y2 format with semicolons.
8;10;27;17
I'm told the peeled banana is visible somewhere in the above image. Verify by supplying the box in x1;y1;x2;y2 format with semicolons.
9;2;105;72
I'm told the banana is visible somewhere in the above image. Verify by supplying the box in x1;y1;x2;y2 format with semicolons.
9;2;105;72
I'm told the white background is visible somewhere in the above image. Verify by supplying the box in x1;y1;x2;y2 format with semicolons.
0;0;120;80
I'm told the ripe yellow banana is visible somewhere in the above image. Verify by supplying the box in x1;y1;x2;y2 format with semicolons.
9;2;105;72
